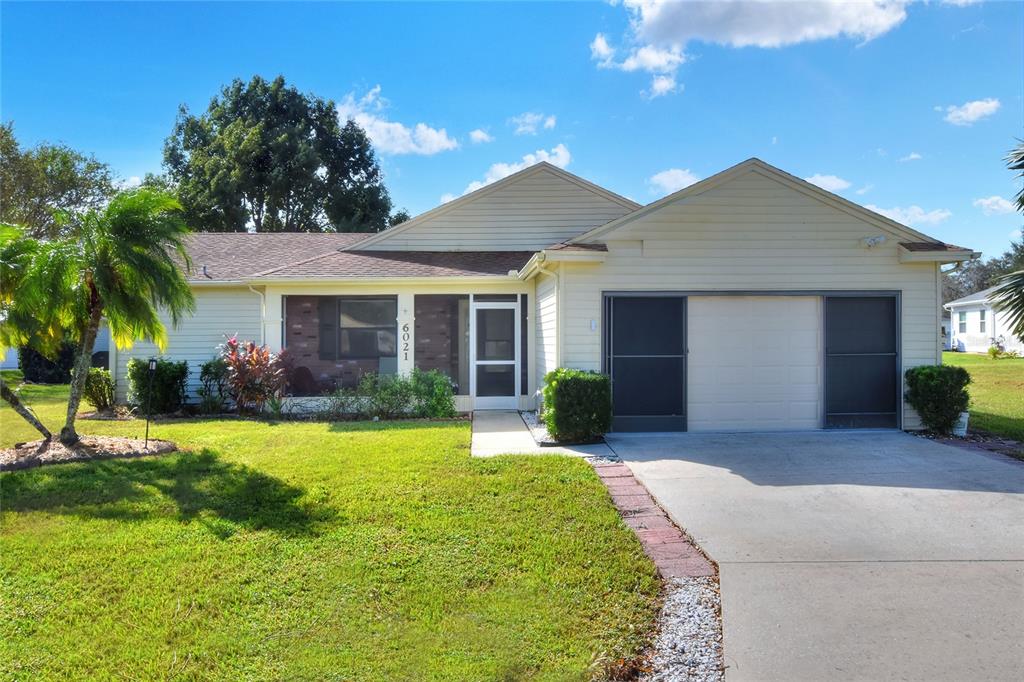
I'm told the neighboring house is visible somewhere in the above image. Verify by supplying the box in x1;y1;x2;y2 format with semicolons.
112;158;978;432
0;324;109;370
944;286;1024;354
940;313;952;351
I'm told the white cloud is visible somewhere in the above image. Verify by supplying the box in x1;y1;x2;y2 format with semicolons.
973;195;1014;216
461;144;572;195
590;33;614;64
866;204;952;226
942;0;981;6
941;98;1000;126
649;168;700;194
898;152;923;162
120;175;142;189
624;0;909;48
592;1;910;98
1011;229;1022;240
771;136;778;145
510;112;556;136
469;129;494;144
647;74;679;98
337;85;458;155
804;173;852;192
439;193;457;204
856;184;874;195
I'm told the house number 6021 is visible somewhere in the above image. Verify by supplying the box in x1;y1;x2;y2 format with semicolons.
402;323;410;360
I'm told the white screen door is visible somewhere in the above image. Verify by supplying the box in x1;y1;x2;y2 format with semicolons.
470;298;520;409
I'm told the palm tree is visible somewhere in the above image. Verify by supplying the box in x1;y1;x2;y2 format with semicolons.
992;142;1024;341
52;189;194;445
0;224;70;439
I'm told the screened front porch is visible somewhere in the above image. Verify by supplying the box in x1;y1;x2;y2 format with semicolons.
280;292;530;410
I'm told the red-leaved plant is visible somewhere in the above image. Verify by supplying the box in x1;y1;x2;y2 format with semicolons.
221;336;288;414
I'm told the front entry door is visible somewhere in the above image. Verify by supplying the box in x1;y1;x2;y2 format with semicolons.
606;295;687;431
471;300;520;409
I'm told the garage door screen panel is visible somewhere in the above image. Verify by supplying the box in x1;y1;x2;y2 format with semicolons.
607;297;686;431
825;296;898;428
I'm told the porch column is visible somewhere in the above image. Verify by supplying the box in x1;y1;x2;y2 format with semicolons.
397;292;414;376
264;289;284;352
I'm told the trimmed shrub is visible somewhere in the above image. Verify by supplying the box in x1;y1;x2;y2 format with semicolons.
81;367;115;412
18;343;75;383
127;358;189;414
410;369;457;418
542;368;612;442
356;372;415;420
326;370;456;421
197;357;230;414
904;365;971;434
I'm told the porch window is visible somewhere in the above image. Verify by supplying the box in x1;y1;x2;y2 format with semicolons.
414;295;470;395
979;309;986;334
958;311;966;334
283;295;397;395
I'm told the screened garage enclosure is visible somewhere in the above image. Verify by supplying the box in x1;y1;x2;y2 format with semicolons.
604;293;900;432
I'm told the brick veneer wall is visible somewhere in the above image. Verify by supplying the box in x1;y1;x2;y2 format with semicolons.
414;295;469;395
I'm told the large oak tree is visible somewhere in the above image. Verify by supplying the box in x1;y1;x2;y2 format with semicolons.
164;76;401;233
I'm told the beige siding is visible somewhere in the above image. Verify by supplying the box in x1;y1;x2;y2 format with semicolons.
363;168;634;251
535;271;558;396
114;287;262;401
560;169;940;429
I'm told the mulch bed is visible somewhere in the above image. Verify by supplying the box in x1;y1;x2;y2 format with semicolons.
916;430;1024;461
0;436;177;472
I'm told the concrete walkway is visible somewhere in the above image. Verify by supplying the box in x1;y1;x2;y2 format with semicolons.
470;411;615;457
612;431;1024;682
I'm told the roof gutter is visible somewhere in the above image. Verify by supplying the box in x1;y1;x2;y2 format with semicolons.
517;249;605;281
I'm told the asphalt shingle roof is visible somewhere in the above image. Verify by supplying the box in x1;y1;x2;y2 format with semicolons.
184;233;371;281
251;250;534;279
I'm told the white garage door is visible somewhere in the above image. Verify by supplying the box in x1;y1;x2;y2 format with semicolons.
688;296;823;431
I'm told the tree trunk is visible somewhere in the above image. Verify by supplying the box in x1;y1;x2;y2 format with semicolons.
0;374;52;441
59;304;103;446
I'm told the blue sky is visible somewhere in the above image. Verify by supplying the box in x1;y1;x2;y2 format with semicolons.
2;1;1021;257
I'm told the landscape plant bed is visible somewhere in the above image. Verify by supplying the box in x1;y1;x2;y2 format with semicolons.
520;410;605;446
0;435;177;471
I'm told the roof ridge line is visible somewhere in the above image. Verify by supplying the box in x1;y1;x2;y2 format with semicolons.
247;249;343;278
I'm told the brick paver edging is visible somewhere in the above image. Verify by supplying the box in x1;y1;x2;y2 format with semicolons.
591;461;717;579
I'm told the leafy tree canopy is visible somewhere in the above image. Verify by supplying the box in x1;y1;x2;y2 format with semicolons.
165;75;405;233
0;123;116;239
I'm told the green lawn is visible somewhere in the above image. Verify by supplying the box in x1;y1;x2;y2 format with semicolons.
0;372;658;680
943;352;1024;442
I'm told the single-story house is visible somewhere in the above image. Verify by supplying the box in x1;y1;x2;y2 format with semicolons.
112;158;978;431
944;285;1024;354
940;312;952;351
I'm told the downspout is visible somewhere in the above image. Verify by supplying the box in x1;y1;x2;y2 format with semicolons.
535;254;561;368
247;284;266;346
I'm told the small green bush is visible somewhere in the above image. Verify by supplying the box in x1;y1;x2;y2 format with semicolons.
197;357;230;414
80;367;115;412
356;372;414;420
410;369;457;418
988;345;1021;360
127;358;189;414
325;370;456;421
18;343;76;383
542;368;612;442
905;365;971;434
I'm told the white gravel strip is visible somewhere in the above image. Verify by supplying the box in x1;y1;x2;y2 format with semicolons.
643;577;724;682
519;410;558;445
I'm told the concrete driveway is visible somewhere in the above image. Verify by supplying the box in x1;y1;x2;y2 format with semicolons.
609;431;1024;682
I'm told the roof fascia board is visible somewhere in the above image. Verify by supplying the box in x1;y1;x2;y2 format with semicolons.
898;246;980;263
243;275;521;286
